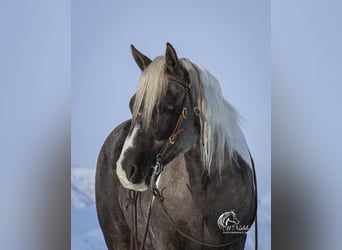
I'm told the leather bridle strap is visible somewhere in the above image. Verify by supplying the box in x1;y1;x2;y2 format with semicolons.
129;191;139;250
158;73;199;161
167;72;191;90
167;72;200;116
149;72;199;191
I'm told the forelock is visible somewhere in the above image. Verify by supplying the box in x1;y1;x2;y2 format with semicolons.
132;56;169;128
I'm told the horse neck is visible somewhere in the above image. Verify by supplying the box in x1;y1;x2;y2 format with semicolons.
183;144;227;200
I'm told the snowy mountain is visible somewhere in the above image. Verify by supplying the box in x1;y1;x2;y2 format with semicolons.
71;168;96;208
71;167;106;249
72;205;106;250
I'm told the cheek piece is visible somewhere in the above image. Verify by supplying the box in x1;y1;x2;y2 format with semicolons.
150;71;200;195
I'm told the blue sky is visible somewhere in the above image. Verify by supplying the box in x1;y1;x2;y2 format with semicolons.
71;1;270;188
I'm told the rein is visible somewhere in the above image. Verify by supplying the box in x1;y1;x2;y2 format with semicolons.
127;72;258;250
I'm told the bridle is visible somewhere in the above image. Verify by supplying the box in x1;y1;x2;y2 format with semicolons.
149;71;200;192
127;71;258;250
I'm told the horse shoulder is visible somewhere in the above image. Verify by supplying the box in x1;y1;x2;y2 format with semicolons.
95;119;132;249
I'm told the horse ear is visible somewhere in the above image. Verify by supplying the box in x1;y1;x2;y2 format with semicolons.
165;42;179;72
131;45;152;71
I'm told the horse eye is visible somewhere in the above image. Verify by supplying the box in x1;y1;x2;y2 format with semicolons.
160;104;174;113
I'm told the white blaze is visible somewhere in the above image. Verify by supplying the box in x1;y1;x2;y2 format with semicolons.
116;126;148;191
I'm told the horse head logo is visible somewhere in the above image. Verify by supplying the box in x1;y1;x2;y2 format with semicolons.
217;210;240;232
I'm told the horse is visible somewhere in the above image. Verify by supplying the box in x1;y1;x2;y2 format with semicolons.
95;43;257;250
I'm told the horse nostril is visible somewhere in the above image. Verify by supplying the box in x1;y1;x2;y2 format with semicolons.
126;164;138;181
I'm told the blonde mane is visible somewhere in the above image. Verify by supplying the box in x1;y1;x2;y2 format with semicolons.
132;56;251;173
133;56;168;127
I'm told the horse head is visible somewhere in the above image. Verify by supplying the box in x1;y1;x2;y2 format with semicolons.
116;43;200;191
